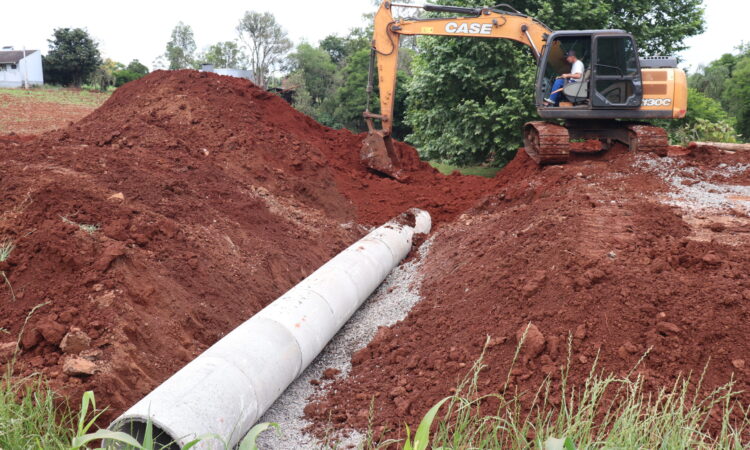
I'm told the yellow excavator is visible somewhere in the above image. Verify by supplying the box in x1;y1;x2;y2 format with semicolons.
361;1;688;178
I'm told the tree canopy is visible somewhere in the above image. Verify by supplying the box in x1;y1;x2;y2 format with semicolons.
165;22;197;70
200;41;245;69
688;44;750;141
237;12;292;88
43;28;102;87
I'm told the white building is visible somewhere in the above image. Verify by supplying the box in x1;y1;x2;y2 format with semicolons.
199;64;255;83
0;47;44;88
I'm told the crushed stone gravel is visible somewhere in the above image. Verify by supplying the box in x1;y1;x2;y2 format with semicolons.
255;237;434;449
635;154;750;213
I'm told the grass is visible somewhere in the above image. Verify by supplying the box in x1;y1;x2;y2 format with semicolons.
1;330;747;448
362;334;750;449
61;216;100;234
0;370;76;448
429;161;502;178
0;86;110;108
0;239;16;302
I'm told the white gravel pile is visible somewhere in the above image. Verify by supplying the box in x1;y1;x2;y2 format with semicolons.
255;237;434;449
635;154;750;213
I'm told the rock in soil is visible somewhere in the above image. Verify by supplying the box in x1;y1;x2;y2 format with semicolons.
63;357;97;377
60;329;92;354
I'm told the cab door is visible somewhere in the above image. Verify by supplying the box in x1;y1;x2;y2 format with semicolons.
591;34;643;108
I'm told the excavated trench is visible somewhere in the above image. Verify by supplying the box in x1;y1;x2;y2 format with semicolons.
1;70;749;446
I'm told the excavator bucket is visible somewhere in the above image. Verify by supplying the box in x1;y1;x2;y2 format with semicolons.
360;131;402;178
360;116;406;180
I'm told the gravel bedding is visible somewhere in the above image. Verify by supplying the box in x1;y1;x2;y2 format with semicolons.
255;237;435;449
635;154;750;213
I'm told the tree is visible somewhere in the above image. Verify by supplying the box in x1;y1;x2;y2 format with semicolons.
126;60;149;75
722;55;750;140
112;59;150;87
286;43;337;104
689;44;750;142
43;28;102;86
165;22;197;70
405;0;705;165
200;41;245;69
237;11;292;88
89;58;122;91
326;47;412;140
319;30;369;65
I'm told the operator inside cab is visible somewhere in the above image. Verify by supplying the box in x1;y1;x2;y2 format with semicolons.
545;50;584;106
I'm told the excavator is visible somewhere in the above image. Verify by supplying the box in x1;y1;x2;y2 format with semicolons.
361;1;688;178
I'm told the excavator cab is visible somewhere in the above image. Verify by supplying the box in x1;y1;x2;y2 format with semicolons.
524;30;679;163
536;31;643;112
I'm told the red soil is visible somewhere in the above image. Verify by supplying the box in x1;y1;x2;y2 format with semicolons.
306;146;750;441
0;70;495;422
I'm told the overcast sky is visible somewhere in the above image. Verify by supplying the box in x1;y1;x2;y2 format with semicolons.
1;0;747;72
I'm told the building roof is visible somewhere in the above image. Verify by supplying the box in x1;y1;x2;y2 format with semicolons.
0;50;39;64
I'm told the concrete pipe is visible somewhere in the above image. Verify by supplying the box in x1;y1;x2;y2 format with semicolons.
108;208;432;449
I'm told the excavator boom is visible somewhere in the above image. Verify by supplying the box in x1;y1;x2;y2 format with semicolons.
362;2;551;178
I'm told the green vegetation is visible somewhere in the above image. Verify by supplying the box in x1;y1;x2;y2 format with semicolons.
429;161;502;178
43;28;103;87
198;41;245;70
284;26;413;140
1;342;747;448
164;22;197;70
61;216;100;234
0;239;16;302
0;86;110;108
689;44;750;142
403;353;749;448
236;12;293;89
0;371;76;448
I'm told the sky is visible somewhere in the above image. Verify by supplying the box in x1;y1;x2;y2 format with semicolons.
0;0;747;72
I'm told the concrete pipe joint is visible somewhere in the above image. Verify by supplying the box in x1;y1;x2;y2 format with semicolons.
108;208;431;449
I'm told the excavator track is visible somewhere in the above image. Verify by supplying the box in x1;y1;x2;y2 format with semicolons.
625;124;669;155
523;121;570;164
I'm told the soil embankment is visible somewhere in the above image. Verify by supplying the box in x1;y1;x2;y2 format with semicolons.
306;145;750;441
0;70;495;422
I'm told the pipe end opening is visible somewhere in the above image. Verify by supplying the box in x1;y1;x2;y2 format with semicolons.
109;420;180;450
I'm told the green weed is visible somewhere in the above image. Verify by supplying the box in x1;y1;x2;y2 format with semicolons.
61;216;100;234
384;336;750;449
0;239;16;302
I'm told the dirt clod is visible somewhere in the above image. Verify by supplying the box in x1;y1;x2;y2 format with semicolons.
516;323;545;360
63;356;97;377
322;368;341;380
60;329;92;354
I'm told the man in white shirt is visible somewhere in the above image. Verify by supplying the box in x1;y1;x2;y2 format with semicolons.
545;50;585;106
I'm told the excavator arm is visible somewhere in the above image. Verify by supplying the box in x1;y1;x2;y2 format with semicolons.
361;1;552;178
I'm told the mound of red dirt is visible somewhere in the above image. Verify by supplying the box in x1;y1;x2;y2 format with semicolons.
306;146;750;441
0;70;496;421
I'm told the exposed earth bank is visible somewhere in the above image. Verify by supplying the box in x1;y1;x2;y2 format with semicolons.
305;145;750;442
1;70;747;442
0;70;495;422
